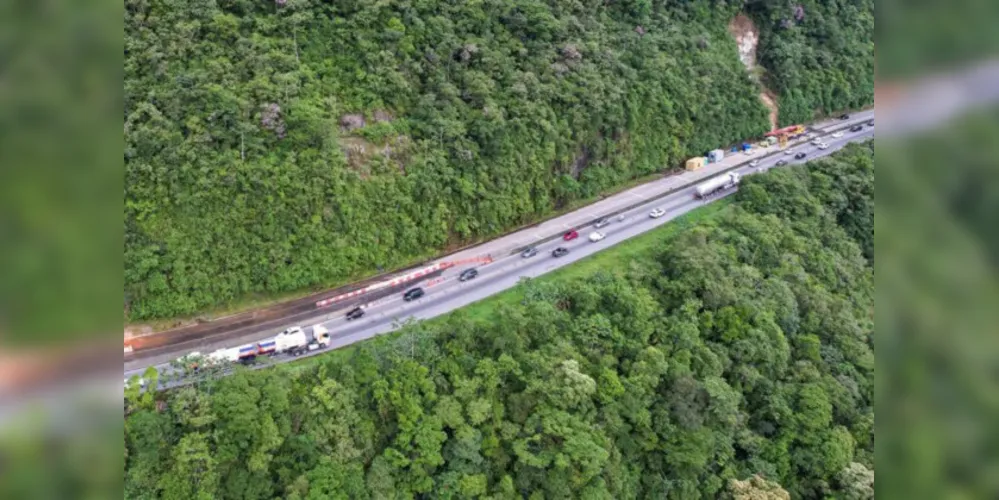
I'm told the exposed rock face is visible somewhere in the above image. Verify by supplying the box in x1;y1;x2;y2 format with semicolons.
372;110;394;123
339;114;366;132
728;13;779;129
728;13;759;70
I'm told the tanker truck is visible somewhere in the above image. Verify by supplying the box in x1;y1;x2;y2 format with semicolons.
265;325;332;356
208;324;332;364
694;172;742;199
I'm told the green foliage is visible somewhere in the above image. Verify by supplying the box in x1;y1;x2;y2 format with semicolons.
875;0;999;78
124;0;777;319
125;145;874;498
726;474;790;500
749;0;874;124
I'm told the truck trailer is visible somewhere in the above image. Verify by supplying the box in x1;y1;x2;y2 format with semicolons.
207;324;334;365
270;326;329;356
209;347;242;364
694;172;742;199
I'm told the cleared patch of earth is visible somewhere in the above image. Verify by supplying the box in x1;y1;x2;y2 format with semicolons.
728;13;759;70
728;13;779;129
125;325;155;340
760;88;779;130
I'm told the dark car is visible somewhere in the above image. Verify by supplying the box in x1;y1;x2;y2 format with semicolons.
850;125;863;132
838;113;850;120
866;119;874;126
776;159;788;166
345;307;365;320
521;246;538;258
593;217;611;229
459;268;479;282
794;152;807;160
403;287;424;301
552;247;570;258
563;230;579;241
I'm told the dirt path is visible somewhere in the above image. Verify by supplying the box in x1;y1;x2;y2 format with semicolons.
760;88;779;130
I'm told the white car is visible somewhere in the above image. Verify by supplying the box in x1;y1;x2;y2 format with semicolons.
831;131;845;138
649;208;666;219
817;143;830;150
589;231;606;242
784;148;795;155
811;138;823;145
749;159;760;167
743;149;755;156
806;132;817;139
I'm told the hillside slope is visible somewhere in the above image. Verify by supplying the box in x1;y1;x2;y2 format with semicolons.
124;0;871;320
125;143;875;499
748;0;875;125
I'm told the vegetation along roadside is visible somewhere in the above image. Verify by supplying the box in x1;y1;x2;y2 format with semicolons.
126;142;874;499
125;0;873;321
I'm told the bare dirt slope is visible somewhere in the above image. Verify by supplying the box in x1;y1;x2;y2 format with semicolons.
728;13;779;129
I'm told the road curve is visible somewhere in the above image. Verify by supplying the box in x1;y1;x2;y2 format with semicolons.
128;116;875;386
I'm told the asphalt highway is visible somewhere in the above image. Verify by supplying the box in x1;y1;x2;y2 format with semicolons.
126;115;875;387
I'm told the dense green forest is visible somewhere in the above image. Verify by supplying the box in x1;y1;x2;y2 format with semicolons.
748;0;874;125
124;143;875;499
124;0;874;320
875;0;999;78
876;109;999;499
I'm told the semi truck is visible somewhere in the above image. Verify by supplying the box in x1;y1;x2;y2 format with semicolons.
694;172;742;199
208;324;332;364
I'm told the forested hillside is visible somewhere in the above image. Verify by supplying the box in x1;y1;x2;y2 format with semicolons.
749;0;874;125
875;0;999;78
125;0;872;320
125;144;875;499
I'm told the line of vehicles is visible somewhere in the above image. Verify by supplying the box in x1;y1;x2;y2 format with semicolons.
127;324;337;388
206;325;333;364
132;117;873;388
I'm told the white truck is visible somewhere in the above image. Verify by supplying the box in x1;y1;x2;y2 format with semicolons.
270;325;331;356
207;324;333;365
694;172;742;199
307;325;331;352
272;327;308;354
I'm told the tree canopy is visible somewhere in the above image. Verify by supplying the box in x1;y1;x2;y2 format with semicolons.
124;0;873;320
748;0;874;124
125;143;875;498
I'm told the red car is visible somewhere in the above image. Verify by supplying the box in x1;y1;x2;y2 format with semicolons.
563;230;579;241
